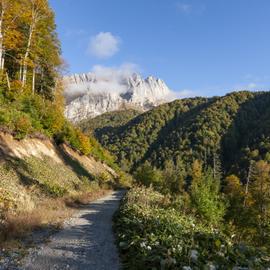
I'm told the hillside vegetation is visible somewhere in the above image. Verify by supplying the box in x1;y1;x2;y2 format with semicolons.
115;187;270;269
0;0;130;253
80;109;140;136
88;97;208;170
94;91;270;178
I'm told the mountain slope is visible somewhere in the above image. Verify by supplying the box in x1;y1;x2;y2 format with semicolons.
64;73;173;122
91;91;270;178
92;97;209;170
79;109;140;135
0;132;117;210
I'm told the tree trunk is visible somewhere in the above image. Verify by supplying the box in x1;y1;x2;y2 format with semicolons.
22;24;33;86
243;161;253;207
0;9;4;72
32;66;35;94
19;63;22;80
6;71;10;90
1;54;4;71
22;10;36;87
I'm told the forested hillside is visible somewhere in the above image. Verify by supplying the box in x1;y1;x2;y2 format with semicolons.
93;91;270;179
110;92;270;268
89;97;208;170
80;109;140;136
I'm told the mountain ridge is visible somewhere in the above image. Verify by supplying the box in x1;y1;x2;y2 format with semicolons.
84;90;270;179
64;73;173;122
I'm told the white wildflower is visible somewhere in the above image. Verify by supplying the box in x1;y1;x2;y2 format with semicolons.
208;263;216;270
140;242;146;248
190;249;199;262
182;266;192;270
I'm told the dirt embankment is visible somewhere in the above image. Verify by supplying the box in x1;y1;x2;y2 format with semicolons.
0;132;116;177
0;132;118;213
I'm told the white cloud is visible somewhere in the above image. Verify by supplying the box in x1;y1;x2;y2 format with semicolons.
64;63;139;101
179;89;196;97
246;83;257;90
91;63;139;81
233;82;259;91
172;89;197;99
176;2;192;13
88;32;120;59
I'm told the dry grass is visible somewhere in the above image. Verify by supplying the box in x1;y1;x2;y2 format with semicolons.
65;189;109;207
0;200;70;243
1;211;43;241
0;189;110;247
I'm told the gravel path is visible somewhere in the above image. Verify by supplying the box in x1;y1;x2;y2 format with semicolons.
21;191;124;270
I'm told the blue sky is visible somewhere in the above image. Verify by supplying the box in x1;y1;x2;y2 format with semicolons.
49;0;270;97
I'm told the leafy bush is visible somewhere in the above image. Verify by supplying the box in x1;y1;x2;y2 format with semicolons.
13;114;32;139
42;181;67;197
134;162;163;189
115;187;270;270
55;122;92;155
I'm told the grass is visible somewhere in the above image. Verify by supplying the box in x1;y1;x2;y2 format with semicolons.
0;151;112;249
0;189;110;247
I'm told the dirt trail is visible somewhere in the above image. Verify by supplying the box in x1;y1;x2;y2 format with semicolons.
21;191;124;270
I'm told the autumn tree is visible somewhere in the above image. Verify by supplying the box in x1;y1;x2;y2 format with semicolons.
191;159;202;185
0;0;61;99
0;0;23;82
224;175;248;228
250;160;270;243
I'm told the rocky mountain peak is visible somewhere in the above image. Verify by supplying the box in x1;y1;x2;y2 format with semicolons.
64;72;173;123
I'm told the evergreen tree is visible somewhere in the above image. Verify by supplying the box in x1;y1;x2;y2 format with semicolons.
190;168;226;225
162;159;186;195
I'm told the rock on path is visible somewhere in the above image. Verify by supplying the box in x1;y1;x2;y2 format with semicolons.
21;191;124;270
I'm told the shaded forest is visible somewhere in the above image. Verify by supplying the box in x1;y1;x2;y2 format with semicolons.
87;91;270;181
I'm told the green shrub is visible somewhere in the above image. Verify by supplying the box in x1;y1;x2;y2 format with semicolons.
0;109;12;125
42;181;66;197
134;162;163;189
115;187;270;270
